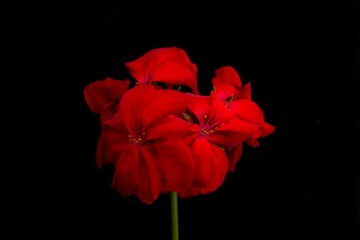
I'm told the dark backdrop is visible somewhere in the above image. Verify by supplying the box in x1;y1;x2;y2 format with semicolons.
40;1;359;239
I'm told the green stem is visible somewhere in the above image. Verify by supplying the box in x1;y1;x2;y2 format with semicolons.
170;192;179;240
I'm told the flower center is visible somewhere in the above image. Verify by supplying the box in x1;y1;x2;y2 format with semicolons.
128;132;145;145
199;115;218;137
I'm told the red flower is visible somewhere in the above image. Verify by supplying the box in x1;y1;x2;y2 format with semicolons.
84;77;130;114
101;85;195;204
178;92;254;197
212;66;251;101
84;77;130;168
211;67;275;172
125;47;199;94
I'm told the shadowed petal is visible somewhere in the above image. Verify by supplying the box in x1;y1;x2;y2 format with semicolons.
111;144;140;197
227;143;243;172
239;82;251;100
179;138;228;198
101;117;131;164
261;123;276;137
207;118;254;147
125;47;199;94
137;141;194;204
84;78;130;113
100;103;117;123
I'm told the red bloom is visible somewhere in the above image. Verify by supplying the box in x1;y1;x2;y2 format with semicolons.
178;92;254;197
211;67;275;171
212;66;251;101
84;77;130;168
101;85;194;204
125;47;199;94
84;77;130;114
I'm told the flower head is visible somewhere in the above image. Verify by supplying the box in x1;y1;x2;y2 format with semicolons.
84;47;275;204
211;66;275;171
179;92;254;197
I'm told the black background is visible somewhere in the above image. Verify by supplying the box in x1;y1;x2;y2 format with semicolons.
39;1;359;239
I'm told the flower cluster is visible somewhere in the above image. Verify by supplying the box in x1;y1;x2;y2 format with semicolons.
84;47;275;204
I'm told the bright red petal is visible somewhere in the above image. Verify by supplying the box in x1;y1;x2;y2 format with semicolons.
146;115;197;144
142;89;186;129
230;99;276;139
207;118;254;147
136;141;194;204
212;66;244;101
230;99;275;145
185;94;211;123
213;66;242;90
114;85;157;131
179;138;228;198
125;47;199;94
208;92;234;125
84;78;130;113
115;85;186;131
227;143;243;172
212;77;239;102
229;99;265;126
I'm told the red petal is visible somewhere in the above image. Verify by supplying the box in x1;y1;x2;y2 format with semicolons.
229;99;265;126
226;143;243;172
114;85;157;131
213;66;242;90
111;144;140;197
146;115;197;144
184;94;211;123
179;138;228;198
84;78;130;113
207;118;254;147
185;92;233;126
230;99;276;139
208;92;234;125
212;66;243;101
99;103;117;123
142;89;186;129
261;123;276;137
136;141;194;204
212;77;239;102
115;85;186;131
101;117;131;164
125;47;199;94
247;123;275;147
246;138;260;147
238;82;252;100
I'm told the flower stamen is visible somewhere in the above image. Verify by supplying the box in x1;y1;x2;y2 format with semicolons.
128;132;145;145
